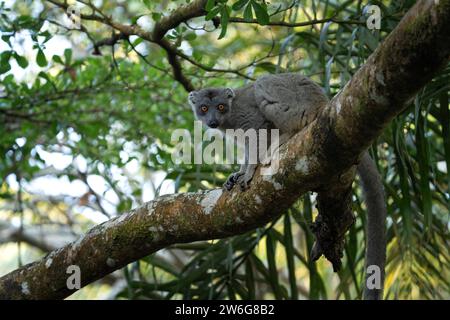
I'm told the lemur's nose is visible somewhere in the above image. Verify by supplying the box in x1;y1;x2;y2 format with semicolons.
208;121;218;128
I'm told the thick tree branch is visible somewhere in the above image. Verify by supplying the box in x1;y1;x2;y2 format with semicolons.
1;0;449;299
152;0;208;40
157;38;196;92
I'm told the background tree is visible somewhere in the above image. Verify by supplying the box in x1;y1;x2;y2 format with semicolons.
0;0;448;299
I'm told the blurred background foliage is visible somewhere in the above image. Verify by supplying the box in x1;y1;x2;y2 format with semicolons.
0;0;448;299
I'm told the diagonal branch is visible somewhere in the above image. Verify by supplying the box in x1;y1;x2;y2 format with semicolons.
1;0;449;300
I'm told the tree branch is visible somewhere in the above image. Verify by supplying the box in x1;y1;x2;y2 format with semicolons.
0;222;73;252
225;16;364;27
1;0;449;299
44;0;197;91
152;0;208;40
44;0;252;91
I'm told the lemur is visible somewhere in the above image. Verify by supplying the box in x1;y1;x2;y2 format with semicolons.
189;73;386;300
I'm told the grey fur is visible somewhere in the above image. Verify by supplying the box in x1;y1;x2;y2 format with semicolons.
189;73;386;300
189;73;328;190
358;152;386;300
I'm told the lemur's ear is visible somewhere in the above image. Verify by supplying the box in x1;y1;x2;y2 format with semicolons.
225;88;235;99
188;91;197;106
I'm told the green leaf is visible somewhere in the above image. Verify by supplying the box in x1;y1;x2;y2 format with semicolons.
205;0;216;11
227;240;233;280
218;5;230;39
205;6;221;20
1;35;11;44
0;62;11;75
185;32;197;41
232;0;249;11
251;1;269;25
16;15;33;28
243;3;253;21
438;91;450;196
319;21;332;51
193;49;203;62
284;214;298;299
64;48;72;64
256;62;277;73
143;0;152;9
132;37;143;47
13;52;28;68
324;56;334;95
245;259;255;299
414;97;432;230
143;255;180;277
39;30;52;44
0;50;12;74
36;49;47;67
37;71;52;84
151;12;162;21
266;231;283;299
52;55;64;65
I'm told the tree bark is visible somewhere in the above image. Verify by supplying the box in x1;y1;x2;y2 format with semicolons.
0;0;449;299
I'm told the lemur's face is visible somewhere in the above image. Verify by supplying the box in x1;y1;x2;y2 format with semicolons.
188;88;235;129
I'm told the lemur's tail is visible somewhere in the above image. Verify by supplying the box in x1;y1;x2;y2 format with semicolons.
357;152;387;300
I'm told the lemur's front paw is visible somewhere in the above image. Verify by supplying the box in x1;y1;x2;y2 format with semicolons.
236;173;253;191
223;172;243;191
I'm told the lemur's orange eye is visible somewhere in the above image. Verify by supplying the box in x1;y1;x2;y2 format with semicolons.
217;104;225;111
201;105;208;113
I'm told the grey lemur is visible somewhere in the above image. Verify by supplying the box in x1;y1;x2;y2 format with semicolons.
188;73;386;300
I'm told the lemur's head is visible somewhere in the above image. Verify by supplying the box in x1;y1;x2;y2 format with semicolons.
188;88;235;129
